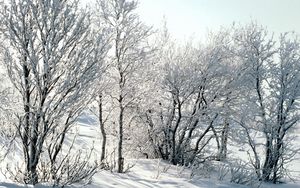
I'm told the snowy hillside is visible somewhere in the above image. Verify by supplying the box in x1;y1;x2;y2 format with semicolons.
69;117;300;188
0;117;299;188
2;113;298;188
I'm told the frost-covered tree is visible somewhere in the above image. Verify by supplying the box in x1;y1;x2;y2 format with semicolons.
0;0;108;184
140;29;238;165
234;23;300;182
97;0;153;173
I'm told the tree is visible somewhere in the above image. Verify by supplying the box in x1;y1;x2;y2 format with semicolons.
234;23;300;182
98;0;153;173
140;29;238;165
0;0;108;184
269;33;300;182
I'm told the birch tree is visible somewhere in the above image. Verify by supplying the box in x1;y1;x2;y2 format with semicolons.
0;0;108;184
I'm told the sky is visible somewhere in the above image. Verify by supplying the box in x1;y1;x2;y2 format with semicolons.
136;0;300;41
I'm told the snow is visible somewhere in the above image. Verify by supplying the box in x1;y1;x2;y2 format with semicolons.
88;159;248;188
0;114;299;188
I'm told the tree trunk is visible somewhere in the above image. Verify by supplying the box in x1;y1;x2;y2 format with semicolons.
22;56;38;184
218;118;229;161
117;96;124;173
262;135;273;181
171;99;181;165
272;132;284;183
99;94;106;162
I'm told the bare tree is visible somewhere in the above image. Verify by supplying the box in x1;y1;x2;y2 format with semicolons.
234;23;300;182
98;0;153;173
140;29;238;166
0;0;109;184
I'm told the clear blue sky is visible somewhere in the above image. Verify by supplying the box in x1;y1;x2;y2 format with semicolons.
137;0;300;41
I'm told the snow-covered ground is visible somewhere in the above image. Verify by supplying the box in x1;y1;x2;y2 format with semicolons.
0;113;299;188
87;159;248;188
